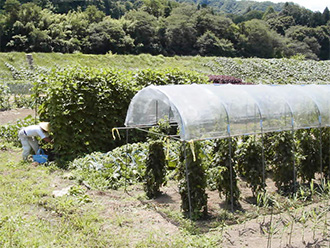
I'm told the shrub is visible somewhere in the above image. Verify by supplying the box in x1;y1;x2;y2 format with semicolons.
38;67;134;163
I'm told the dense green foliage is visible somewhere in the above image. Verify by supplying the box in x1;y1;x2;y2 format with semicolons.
205;57;330;84
208;138;240;207
296;129;320;183
40;68;133;160
265;131;297;191
237;135;265;196
0;115;35;145
144;140;167;198
2;52;330;84
38;67;134;162
69;143;147;190
0;0;329;59
320;128;330;178
0;83;10;110
37;67;208;162
178;141;207;219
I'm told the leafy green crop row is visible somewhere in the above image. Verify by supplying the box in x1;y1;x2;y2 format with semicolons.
69;143;147;190
0;115;36;145
205;57;330;84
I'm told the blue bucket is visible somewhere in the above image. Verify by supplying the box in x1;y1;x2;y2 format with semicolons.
33;149;48;163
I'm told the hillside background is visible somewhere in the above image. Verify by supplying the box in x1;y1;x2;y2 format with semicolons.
0;0;329;60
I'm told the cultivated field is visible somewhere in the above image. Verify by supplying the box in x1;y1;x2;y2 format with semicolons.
1;53;330;247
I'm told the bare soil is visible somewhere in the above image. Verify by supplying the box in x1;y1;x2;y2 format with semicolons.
83;179;330;248
0;108;35;125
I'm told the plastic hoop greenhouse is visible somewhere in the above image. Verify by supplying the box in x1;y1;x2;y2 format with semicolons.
125;84;330;139
119;83;330;215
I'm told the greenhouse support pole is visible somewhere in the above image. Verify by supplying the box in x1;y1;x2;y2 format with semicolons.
318;117;323;180
155;100;159;124
291;119;297;194
184;142;192;219
125;128;129;193
229;136;234;212
260;120;266;190
226;123;233;212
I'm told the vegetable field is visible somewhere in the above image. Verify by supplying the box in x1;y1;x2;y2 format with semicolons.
1;53;330;247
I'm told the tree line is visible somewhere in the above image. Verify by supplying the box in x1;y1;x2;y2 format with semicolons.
0;0;329;60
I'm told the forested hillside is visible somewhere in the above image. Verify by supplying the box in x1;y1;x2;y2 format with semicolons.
0;0;329;59
176;0;285;14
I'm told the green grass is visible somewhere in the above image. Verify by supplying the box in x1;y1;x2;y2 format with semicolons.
1;52;330;85
0;145;227;247
0;52;214;80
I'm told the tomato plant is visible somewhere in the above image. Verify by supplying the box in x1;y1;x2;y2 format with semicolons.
295;129;320;183
208;137;240;207
237;135;265;196
178;141;208;219
264;131;298;192
144;140;167;198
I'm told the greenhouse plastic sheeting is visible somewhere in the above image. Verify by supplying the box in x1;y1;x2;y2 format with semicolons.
124;84;330;141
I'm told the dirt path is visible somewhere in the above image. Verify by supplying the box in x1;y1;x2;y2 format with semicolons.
0;108;35;125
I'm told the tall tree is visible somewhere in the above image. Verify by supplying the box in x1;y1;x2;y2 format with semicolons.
322;7;330;24
164;4;198;55
280;2;313;26
196;30;235;56
3;0;20;25
238;19;285;58
124;10;160;54
84;17;134;54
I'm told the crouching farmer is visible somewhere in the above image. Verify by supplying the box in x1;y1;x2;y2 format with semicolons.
18;122;52;161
